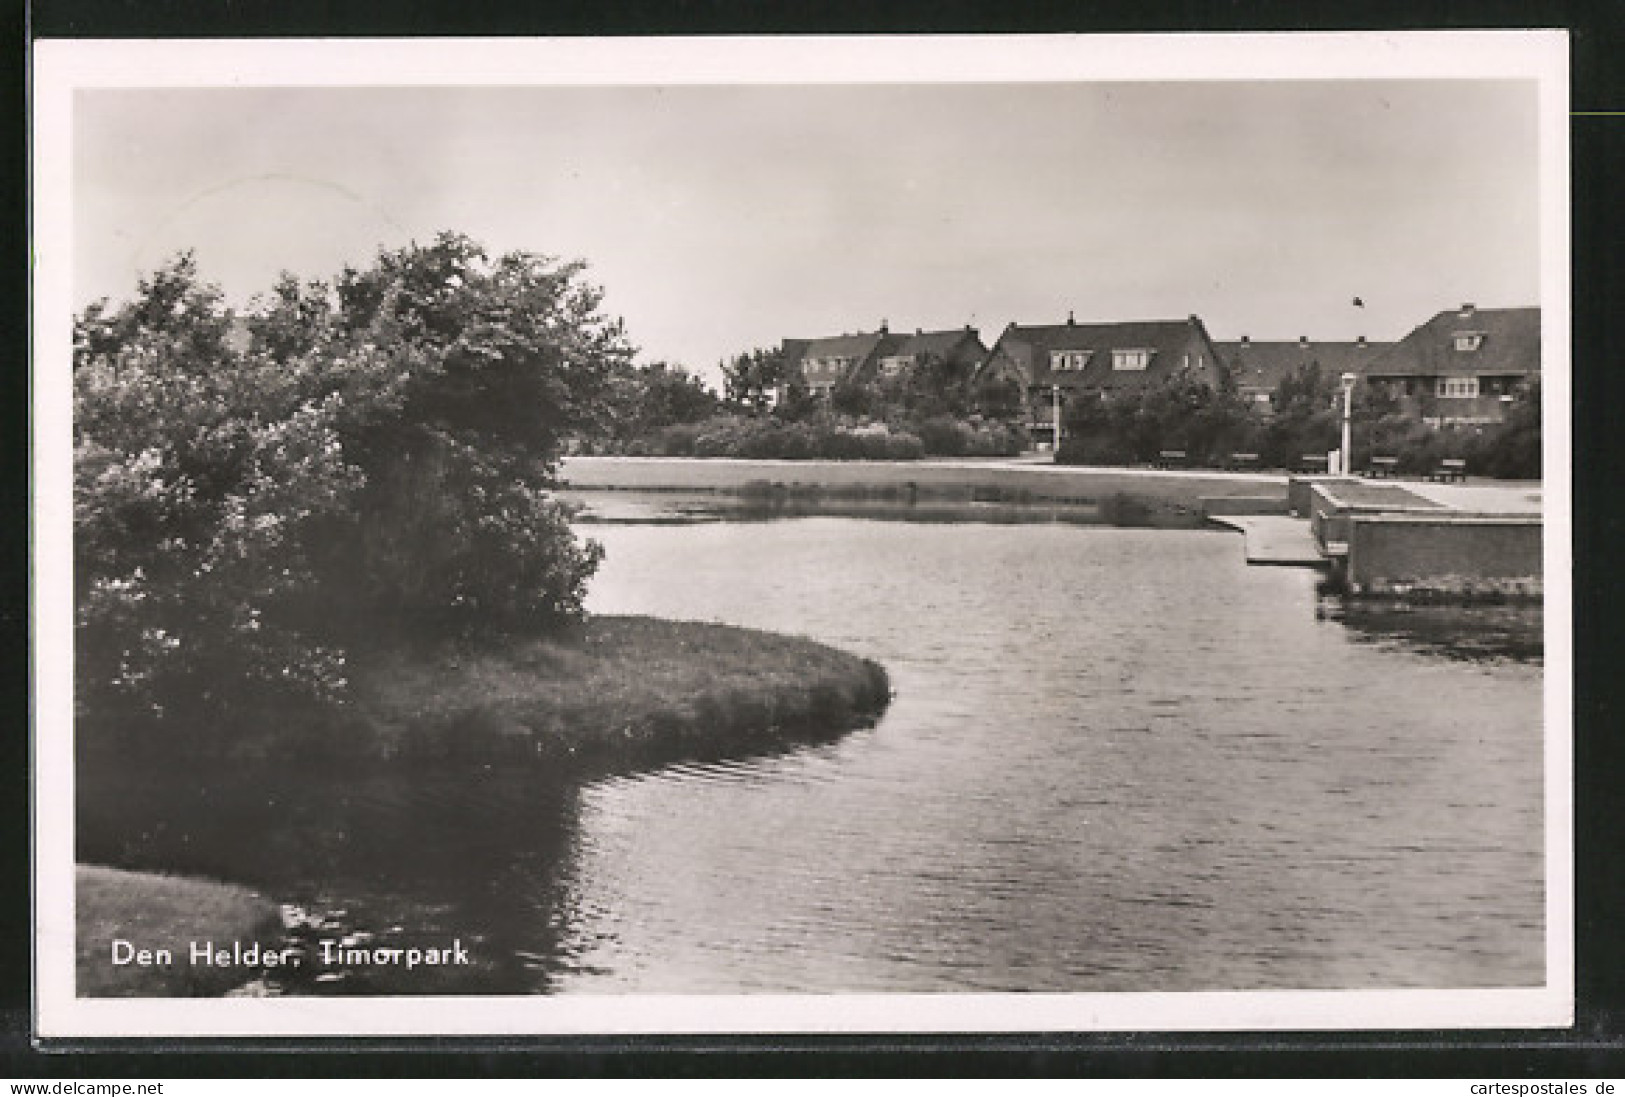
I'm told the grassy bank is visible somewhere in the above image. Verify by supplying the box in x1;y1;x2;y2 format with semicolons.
76;865;284;997
80;616;892;772
561;455;1286;521
349;616;891;771
76;617;889;995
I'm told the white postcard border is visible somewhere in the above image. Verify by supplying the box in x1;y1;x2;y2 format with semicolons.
31;30;1573;1039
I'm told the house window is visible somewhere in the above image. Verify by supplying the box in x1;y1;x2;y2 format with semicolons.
1436;376;1480;399
1453;332;1485;352
1112;349;1151;371
879;355;912;376
1049;350;1092;372
807;355;853;380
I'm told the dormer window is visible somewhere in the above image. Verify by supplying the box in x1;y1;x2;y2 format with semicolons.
1050;350;1092;372
1453;331;1486;352
879;355;913;376
1112;348;1152;371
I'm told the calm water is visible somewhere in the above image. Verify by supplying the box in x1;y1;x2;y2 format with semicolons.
79;506;1545;994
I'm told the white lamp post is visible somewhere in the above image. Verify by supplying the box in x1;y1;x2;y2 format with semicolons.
1052;384;1061;453
1340;372;1357;476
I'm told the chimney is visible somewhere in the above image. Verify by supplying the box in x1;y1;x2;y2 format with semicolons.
879;319;888;334
916;327;923;336
1460;302;1476;318
1357;335;1367;348
1298;335;1309;347
1067;310;1075;326
1240;334;1250;345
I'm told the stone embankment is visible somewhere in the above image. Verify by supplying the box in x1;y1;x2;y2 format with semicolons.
1293;476;1543;601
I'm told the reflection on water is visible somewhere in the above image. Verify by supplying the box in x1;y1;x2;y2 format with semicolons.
566;516;1544;993
1319;600;1545;664
560;488;1111;527
79;506;1545;995
77;764;585;994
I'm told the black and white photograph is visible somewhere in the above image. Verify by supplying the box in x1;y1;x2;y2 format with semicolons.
31;32;1571;1037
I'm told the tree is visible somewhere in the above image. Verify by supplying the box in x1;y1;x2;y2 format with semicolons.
829;379;881;419
1476;377;1540;478
593;360;722;449
973;372;1026;424
721;346;787;412
1057;378;1261;466
878;352;973;421
1260;362;1339;467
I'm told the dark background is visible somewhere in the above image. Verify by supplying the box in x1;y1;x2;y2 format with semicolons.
9;0;1625;1077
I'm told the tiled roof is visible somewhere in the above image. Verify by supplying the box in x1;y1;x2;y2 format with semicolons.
1362;306;1540;379
783;326;989;389
789;330;890;361
890;328;984;359
988;317;1224;391
1218;339;1389;394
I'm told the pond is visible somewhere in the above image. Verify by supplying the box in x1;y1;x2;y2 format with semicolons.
78;499;1545;995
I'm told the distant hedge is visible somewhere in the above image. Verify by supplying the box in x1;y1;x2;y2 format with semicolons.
1057;370;1540;480
626;415;924;460
617;411;1026;461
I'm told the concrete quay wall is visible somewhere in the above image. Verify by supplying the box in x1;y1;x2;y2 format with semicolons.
1346;515;1542;597
1306;482;1444;549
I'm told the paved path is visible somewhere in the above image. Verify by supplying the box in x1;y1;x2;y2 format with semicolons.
1208;515;1327;567
1400;480;1543;514
1312;478;1444;509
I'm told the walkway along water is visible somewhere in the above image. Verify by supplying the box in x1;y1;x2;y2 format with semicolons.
1206;515;1327;567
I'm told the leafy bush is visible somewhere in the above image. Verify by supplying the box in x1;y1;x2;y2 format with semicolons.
912;415;1025;458
74;235;627;738
915;415;968;456
643;413;924;460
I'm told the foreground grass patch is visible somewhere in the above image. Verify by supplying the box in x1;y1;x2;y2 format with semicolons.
76;865;283;997
351;615;891;771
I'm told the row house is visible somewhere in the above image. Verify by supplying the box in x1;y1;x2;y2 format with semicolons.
781;323;989;398
973;313;1228;444
776;302;1538;438
1217;335;1388;411
1359;303;1540;425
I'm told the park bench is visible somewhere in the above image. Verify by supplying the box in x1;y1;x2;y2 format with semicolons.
1295;454;1329;474
1226;452;1260;471
1154;449;1187;469
1365;455;1400;478
1429;458;1468;483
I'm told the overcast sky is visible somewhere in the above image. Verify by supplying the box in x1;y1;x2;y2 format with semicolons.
73;79;1540;385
